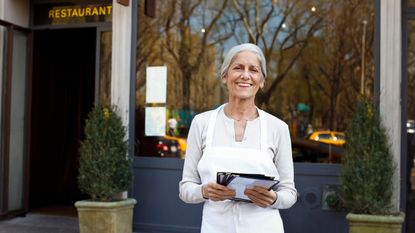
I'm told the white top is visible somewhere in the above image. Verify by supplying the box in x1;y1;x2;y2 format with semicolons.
179;105;297;209
168;118;178;128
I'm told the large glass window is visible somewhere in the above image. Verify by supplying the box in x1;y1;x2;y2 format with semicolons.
135;0;374;163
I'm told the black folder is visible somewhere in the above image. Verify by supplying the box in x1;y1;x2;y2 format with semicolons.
216;172;279;202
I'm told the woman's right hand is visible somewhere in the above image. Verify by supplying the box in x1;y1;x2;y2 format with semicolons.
202;183;235;201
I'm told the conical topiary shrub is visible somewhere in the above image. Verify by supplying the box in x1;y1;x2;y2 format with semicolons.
78;105;133;201
341;100;394;215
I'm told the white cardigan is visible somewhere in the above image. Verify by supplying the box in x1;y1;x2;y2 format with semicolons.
179;106;297;209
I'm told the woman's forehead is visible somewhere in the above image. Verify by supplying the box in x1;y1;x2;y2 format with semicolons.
231;51;260;65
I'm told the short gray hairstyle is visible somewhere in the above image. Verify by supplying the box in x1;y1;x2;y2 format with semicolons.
219;43;267;80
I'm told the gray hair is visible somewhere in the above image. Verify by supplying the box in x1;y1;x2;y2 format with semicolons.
219;43;267;80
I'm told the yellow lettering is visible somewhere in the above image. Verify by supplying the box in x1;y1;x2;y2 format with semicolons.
78;8;85;17
92;7;98;16
48;10;54;18
55;9;61;18
47;5;113;21
72;9;78;17
99;7;106;15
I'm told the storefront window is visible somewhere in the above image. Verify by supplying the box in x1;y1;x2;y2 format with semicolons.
135;0;374;163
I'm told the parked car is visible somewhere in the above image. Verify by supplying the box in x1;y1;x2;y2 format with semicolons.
164;135;187;158
155;137;182;157
307;130;346;146
292;138;345;163
139;136;182;158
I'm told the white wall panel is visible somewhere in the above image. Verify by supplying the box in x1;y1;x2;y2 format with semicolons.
380;0;402;212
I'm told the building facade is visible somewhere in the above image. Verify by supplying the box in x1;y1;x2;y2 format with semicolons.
0;0;414;232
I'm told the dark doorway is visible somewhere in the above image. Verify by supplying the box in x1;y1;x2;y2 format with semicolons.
29;28;96;214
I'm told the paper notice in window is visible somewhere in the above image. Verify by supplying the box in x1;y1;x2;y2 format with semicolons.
146;66;167;103
145;107;166;136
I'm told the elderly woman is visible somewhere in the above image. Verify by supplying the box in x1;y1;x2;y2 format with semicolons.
179;43;297;233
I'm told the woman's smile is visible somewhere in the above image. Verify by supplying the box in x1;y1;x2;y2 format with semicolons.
236;82;253;88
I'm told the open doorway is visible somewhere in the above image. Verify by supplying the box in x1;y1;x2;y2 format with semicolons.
29;28;96;216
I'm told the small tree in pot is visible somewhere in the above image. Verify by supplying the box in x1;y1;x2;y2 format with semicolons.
75;105;136;233
341;100;404;233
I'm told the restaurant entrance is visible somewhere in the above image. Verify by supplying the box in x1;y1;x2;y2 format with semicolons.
29;28;96;214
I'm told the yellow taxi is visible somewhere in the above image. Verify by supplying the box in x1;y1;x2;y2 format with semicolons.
307;130;346;146
164;135;187;158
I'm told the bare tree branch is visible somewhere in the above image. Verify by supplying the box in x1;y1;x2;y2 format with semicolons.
232;0;256;43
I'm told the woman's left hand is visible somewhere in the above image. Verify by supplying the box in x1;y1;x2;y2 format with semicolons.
244;186;277;208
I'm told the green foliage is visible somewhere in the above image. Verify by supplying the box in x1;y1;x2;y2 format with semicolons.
78;105;133;201
341;100;395;215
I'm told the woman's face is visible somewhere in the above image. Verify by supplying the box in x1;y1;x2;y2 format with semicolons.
222;51;264;101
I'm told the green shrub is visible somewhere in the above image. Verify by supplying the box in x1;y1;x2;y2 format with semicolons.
341;100;395;215
78;105;133;201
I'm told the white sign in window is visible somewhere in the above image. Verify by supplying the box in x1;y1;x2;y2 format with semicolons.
145;107;166;136
146;66;167;103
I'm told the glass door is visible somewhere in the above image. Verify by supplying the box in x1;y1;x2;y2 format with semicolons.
7;28;29;213
0;21;31;216
0;23;7;215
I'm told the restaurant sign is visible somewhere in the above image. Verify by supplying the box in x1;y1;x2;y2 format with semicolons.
33;3;112;26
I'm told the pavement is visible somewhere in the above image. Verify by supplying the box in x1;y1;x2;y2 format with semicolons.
0;214;79;233
0;206;412;233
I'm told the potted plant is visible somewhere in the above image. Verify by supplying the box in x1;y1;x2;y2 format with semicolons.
75;105;136;233
341;100;404;233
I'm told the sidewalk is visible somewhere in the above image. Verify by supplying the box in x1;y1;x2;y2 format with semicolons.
0;213;79;233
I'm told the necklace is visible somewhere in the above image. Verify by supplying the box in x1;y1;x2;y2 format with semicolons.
224;106;258;122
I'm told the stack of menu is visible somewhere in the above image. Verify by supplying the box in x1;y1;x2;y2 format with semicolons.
216;172;279;202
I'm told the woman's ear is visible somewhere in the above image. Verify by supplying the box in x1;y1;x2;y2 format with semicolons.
221;75;227;84
260;78;265;89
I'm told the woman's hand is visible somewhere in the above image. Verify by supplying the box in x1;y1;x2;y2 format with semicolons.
202;183;236;201
244;186;277;208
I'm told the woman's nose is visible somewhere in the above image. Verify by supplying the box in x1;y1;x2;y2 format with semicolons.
241;70;249;79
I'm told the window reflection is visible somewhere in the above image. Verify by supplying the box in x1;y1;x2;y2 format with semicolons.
408;20;415;193
0;25;6;209
0;25;6;134
8;29;28;211
99;31;112;106
135;0;374;163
